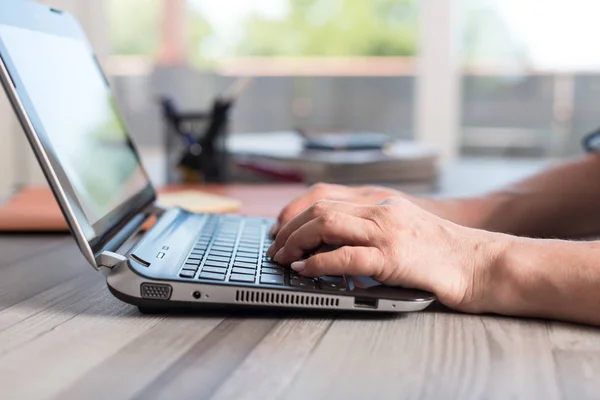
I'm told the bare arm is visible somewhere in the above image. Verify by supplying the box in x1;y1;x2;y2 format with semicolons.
414;154;600;238
485;237;600;326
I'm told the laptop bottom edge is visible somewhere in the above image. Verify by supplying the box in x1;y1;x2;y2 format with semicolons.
106;261;435;314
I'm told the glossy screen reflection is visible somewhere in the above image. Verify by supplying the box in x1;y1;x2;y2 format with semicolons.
0;24;149;226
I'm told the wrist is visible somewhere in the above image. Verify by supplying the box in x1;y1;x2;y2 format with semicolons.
477;235;553;316
452;229;516;314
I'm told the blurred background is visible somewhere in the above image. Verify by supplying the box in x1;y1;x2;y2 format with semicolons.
1;0;600;196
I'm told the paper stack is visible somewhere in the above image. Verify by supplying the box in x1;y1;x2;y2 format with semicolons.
226;132;439;188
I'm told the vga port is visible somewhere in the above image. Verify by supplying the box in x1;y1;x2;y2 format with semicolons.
140;283;172;300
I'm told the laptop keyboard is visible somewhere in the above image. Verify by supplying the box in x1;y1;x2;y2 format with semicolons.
177;215;347;292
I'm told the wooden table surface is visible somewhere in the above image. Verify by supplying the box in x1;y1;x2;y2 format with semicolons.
0;160;599;399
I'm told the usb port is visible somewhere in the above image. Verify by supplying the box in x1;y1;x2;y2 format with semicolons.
354;296;378;309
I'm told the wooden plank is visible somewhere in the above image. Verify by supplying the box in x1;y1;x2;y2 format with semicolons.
547;321;600;351
210;318;333;400
279;312;567;400
553;350;600;399
475;317;561;400
0;273;98;336
0;235;69;268
134;318;280;400
0;291;163;399
56;314;225;400
0;239;90;312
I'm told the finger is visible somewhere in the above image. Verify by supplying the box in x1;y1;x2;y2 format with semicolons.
290;246;384;278
267;200;365;257
268;221;280;238
274;184;348;234
274;213;377;265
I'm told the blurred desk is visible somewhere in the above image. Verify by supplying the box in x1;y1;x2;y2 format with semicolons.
0;163;598;399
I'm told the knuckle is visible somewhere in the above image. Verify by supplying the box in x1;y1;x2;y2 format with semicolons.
368;205;389;221
319;211;338;228
311;200;331;216
339;246;355;266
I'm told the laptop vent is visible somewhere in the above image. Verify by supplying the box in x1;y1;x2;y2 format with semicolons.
140;283;172;300
235;290;340;307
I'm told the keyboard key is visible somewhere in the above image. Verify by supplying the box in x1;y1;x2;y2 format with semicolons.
179;270;196;278
204;260;229;269
235;256;257;263
202;266;228;274
233;261;258;269
237;252;259;259
209;250;232;258
215;239;235;245
260;274;284;285
320;276;346;283
238;246;259;253
207;255;230;263
232;267;255;275
261;267;284;275
290;277;316;289
229;273;255;283
211;245;233;252
199;271;226;281
218;232;237;237
239;240;260;247
262;261;279;268
318;276;347;291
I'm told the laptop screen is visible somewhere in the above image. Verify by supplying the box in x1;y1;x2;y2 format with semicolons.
0;24;152;236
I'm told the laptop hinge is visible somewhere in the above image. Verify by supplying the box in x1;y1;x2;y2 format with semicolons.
93;204;168;270
96;251;127;271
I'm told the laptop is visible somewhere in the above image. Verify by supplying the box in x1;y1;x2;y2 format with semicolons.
0;1;435;313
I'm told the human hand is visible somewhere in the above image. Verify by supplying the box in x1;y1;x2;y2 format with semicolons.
270;183;402;236
267;197;508;312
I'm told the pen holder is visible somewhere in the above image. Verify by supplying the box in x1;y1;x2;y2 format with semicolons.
161;96;230;184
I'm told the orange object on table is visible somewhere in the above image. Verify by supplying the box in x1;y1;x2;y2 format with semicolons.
0;185;306;233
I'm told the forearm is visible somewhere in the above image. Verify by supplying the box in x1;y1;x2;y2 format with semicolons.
484;237;600;326
422;155;600;238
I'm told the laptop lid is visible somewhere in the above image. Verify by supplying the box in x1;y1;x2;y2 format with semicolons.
0;1;156;268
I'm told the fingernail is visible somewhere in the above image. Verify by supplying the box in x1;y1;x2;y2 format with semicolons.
274;248;284;262
291;261;306;272
266;244;276;257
